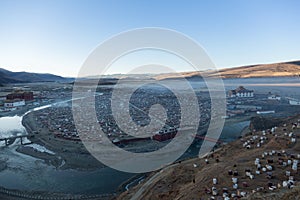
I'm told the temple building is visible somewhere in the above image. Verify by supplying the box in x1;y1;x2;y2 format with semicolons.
228;86;254;98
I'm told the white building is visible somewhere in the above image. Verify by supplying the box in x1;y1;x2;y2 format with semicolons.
4;99;25;108
268;94;281;101
228;86;254;98
0;96;6;101
289;99;300;105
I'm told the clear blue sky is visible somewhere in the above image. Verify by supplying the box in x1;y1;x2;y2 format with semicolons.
0;0;299;76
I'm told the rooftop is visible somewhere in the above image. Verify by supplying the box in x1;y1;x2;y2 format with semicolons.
230;86;254;94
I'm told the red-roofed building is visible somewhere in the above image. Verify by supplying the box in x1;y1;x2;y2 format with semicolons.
6;91;34;101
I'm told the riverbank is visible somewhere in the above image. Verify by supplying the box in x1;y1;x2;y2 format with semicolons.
0;186;114;200
21;111;105;171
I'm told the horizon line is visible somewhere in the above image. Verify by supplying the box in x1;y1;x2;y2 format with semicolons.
1;58;299;77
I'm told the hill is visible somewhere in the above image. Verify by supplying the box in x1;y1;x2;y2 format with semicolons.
118;115;300;200
213;60;300;79
1;60;299;84
153;60;300;80
0;68;71;84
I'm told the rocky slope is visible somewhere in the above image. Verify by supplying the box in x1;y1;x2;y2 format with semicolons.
117;115;300;199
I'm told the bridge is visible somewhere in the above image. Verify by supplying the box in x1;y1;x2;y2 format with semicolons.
0;134;34;146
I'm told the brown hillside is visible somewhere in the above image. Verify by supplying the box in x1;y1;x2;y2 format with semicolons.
154;60;300;80
117;115;300;200
214;61;300;78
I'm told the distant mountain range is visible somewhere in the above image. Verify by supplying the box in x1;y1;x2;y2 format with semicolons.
0;68;73;85
90;60;300;81
1;60;299;85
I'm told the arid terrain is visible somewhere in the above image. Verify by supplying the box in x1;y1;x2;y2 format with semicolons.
118;115;300;200
154;60;300;80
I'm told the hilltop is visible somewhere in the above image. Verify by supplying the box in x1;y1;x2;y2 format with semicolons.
0;68;72;85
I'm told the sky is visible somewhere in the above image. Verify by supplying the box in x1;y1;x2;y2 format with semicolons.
0;0;300;77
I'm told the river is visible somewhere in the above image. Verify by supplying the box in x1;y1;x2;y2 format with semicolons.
0;77;298;195
0;101;134;195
